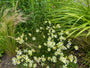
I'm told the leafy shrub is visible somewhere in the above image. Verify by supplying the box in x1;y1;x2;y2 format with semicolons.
12;21;78;68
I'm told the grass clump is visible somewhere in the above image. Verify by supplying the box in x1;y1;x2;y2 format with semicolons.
0;8;26;56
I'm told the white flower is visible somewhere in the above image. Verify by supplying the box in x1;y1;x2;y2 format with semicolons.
60;53;64;56
34;57;41;63
52;56;57;62
59;30;64;35
68;54;74;62
29;60;34;64
53;26;55;28
29;63;32;67
16;60;20;64
16;37;20;41
16;37;24;44
59;56;67;64
74;56;77;63
59;36;66;41
16;55;21;59
42;57;46;62
17;50;22;55
61;46;67;50
38;45;41;49
44;43;46;46
28;33;32;36
46;26;50;30
33;63;37;68
45;21;47;23
65;31;69;35
28;50;32;56
21;33;24;38
25;37;28;40
57;42;63;47
49;21;51;24
32;37;36;41
54;52;58;56
56;24;61;28
12;57;16;61
66;44;70;48
46;66;50;68
52;29;55;33
63;65;67;68
40;27;43;30
12;57;17;65
48;36;52;40
41;63;44;67
12;61;17;65
23;63;28;66
25;55;29;60
31;49;35;52
36;29;39;32
54;35;57;38
47;48;51;52
48;57;51;61
34;57;37;61
26;58;30;63
19;39;24;44
53;47;56;50
74;46;79;50
23;49;28;53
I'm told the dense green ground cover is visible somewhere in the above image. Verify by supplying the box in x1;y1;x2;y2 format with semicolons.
0;0;90;68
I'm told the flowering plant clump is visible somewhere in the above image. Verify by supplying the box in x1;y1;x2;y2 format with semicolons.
12;21;78;68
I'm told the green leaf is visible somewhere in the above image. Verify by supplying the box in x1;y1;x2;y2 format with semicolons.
75;26;90;38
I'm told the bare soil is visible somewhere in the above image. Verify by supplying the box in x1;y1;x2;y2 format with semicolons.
0;54;16;68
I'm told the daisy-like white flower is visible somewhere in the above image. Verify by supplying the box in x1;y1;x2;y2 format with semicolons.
45;21;47;24
74;46;79;50
46;66;50;68
47;48;51;52
32;37;36;41
44;43;46;46
56;24;61;28
23;63;28;66
31;49;35;52
36;29;39;32
74;56;77;63
33;63;37;68
17;50;22;55
59;56;67;64
38;45;41;49
65;31;69;35
16;59;20;64
40;27;43;30
48;21;51;25
28;50;32;56
28;33;32;36
68;54;74;62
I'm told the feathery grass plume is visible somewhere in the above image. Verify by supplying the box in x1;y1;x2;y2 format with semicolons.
0;8;27;56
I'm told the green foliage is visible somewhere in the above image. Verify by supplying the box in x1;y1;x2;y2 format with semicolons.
12;21;78;68
0;0;61;34
82;51;90;67
0;0;90;68
13;0;50;33
49;0;90;38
